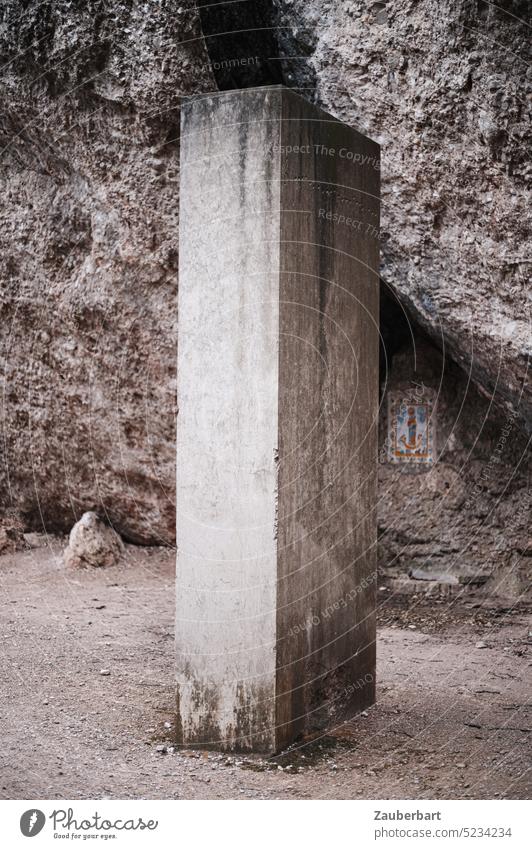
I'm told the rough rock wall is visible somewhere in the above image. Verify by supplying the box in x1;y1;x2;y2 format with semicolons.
270;0;531;587
275;0;531;431
377;327;531;594
0;1;213;543
0;0;530;563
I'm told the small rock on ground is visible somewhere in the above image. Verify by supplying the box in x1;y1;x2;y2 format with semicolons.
64;512;125;569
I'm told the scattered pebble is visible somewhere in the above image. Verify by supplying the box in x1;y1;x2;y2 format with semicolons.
99;669;111;676
475;641;488;649
156;745;167;754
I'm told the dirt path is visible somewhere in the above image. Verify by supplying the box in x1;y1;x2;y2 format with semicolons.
0;539;530;799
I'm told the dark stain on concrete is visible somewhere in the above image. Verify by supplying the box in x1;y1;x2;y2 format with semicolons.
275;87;380;751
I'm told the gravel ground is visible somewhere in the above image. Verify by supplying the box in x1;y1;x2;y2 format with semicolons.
0;539;530;799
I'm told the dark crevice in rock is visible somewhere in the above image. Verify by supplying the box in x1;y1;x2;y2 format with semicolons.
380;282;410;388
196;0;317;95
197;0;284;89
379;280;444;400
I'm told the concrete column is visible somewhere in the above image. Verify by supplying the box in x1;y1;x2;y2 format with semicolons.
177;86;380;753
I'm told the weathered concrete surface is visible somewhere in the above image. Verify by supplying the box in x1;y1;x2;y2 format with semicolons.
176;88;282;751
275;91;380;749
176;87;379;751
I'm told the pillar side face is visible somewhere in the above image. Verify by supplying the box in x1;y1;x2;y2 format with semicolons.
275;90;380;749
176;89;282;751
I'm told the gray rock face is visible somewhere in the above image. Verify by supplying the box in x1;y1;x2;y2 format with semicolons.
0;0;529;559
64;511;124;569
377;336;530;593
271;0;531;583
0;516;25;555
274;0;531;430
0;1;214;543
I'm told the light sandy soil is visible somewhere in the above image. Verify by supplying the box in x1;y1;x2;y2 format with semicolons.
0;539;530;800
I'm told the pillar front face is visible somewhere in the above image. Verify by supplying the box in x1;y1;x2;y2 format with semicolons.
177;87;379;753
177;88;282;752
